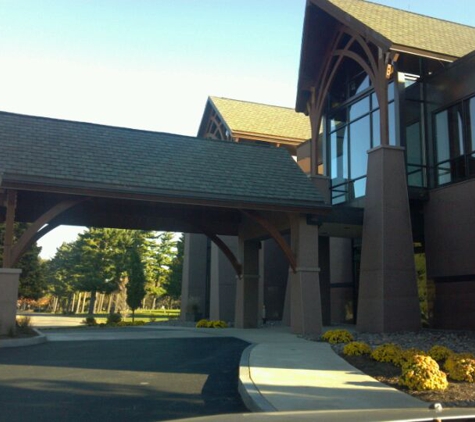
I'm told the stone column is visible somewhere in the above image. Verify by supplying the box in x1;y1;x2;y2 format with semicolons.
234;239;260;328
357;145;420;332
289;214;322;336
180;233;208;321
0;269;22;335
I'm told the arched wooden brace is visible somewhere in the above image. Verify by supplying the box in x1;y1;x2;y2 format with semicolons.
6;198;87;267
197;226;243;277
241;210;297;274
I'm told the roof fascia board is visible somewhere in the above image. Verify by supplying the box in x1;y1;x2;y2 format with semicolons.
1;174;330;215
390;45;457;62
232;130;308;144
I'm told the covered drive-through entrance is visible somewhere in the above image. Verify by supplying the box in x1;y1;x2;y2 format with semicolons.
0;111;329;336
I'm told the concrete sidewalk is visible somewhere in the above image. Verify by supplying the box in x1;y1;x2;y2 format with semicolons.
7;318;427;412
206;326;425;412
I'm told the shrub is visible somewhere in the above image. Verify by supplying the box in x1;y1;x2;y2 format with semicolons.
106;313;122;325
343;341;372;356
399;355;448;391
444;353;475;383
82;316;97;326
321;329;354;344
211;320;228;328
196;319;210;328
371;343;403;365
399;348;427;368
196;319;228;328
428;345;453;363
16;316;32;330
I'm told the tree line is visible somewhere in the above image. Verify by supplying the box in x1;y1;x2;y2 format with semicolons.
1;224;183;315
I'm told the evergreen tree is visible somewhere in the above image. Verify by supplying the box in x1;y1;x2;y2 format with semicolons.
163;234;183;302
126;249;146;321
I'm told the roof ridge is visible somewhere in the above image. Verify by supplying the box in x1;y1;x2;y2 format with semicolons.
362;0;475;29
0;109;200;141
0;109;280;150
210;96;297;112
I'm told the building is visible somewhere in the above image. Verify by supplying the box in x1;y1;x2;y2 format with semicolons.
296;0;475;331
181;96;311;324
183;0;475;333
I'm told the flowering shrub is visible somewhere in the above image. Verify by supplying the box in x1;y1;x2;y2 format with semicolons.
428;345;453;363
321;329;354;344
210;320;228;328
399;355;448;391
399;348;427;368
444;353;475;382
196;319;210;328
195;319;228;328
343;341;372;356
371;343;403;365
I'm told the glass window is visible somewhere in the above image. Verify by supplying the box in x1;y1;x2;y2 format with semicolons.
372;109;380;148
388;101;396;146
349;96;370;122
406;122;424;187
330;128;348;181
350;116;371;180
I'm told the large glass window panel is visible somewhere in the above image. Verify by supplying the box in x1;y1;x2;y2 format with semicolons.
349;96;370;122
350;115;371;180
388;101;396;146
406;122;424;187
372;110;380;148
330;127;348;180
434;110;451;185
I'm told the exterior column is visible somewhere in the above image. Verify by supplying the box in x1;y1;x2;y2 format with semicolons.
0;269;22;335
180;233;208;321
234;239;259;328
289;214;322;336
357;145;421;332
209;235;238;323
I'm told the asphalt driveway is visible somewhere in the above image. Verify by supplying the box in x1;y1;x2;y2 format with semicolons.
0;334;249;422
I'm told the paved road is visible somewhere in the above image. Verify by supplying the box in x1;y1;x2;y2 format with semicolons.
0;329;249;422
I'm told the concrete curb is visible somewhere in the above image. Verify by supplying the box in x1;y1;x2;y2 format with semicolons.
238;344;277;412
0;328;47;348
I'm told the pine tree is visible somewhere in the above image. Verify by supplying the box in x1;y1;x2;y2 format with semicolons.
126;249;146;321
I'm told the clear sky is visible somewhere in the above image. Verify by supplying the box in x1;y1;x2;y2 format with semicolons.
1;0;473;259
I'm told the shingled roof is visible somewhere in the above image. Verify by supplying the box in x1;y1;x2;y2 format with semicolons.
208;97;311;142
324;0;475;59
0;111;325;211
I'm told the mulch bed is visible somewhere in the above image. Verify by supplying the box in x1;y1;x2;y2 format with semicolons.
342;354;475;408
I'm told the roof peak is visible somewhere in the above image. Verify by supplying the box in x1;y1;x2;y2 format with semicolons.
209;96;295;111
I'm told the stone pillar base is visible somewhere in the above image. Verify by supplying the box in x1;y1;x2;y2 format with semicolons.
0;269;22;335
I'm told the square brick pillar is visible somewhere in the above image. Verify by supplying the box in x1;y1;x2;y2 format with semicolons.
234;239;259;328
357;146;420;333
289;214;322;336
0;269;22;335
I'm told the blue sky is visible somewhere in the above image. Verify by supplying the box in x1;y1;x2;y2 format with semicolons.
0;0;473;258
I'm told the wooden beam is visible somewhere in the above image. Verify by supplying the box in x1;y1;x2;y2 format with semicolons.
241;210;297;273
9;198;87;267
204;230;242;277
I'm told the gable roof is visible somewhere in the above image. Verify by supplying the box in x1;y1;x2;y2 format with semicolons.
0;111;325;212
206;96;311;143
322;0;475;60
